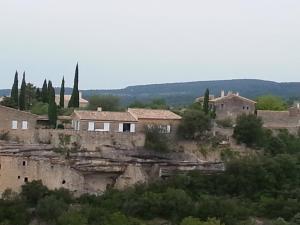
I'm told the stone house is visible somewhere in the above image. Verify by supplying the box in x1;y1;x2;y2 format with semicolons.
196;91;256;120
71;108;138;133
55;92;89;108
0;105;38;131
127;108;182;134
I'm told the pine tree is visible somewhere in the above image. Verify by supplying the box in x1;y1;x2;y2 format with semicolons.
41;79;48;103
68;63;79;108
203;88;210;115
10;71;19;107
19;72;26;110
48;81;57;128
59;77;65;108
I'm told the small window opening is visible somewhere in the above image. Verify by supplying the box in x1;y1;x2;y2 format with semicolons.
243;106;245;110
62;180;66;184
123;123;131;132
247;106;249;110
18;176;20;179
221;104;224;109
0;164;1;169
24;177;28;183
23;161;26;166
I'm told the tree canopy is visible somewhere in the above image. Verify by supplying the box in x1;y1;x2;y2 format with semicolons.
256;95;287;111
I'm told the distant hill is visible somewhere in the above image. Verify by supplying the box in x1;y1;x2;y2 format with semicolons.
1;79;300;106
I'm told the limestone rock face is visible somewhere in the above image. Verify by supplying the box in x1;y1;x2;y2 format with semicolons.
114;164;147;189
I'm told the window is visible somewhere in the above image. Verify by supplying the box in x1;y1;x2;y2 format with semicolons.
12;120;18;129
246;106;249;110
18;176;20;179
221;104;224;109
22;161;26;166
62;180;66;184
24;177;28;183
243;106;245;110
22;121;28;130
88;122;95;131
123;123;131;132
159;125;171;133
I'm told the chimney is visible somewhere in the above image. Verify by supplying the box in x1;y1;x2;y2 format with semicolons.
236;92;239;96
79;92;82;99
97;107;102;112
221;90;225;97
297;103;300;109
227;91;232;96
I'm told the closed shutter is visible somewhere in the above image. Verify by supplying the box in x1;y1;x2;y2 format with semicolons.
22;121;28;130
88;122;95;131
104;123;110;131
167;125;171;133
118;123;123;132
12;121;18;129
130;124;136;133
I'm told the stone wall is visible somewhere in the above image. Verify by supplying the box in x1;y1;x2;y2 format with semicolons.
6;129;146;151
0;155;85;196
257;110;300;129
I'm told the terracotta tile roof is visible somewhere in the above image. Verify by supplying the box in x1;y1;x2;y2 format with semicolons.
210;94;256;104
0;105;38;118
128;108;182;120
73;110;138;122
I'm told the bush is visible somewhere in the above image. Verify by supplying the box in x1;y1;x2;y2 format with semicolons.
144;125;170;152
233;114;263;147
216;118;233;128
30;102;48;115
177;109;211;140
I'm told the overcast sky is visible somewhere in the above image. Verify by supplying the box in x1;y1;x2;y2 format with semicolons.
0;0;299;89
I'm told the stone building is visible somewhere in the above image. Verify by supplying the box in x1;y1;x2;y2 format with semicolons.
0;105;38;131
55;92;89;108
71;108;138;133
197;91;256;120
128;108;182;134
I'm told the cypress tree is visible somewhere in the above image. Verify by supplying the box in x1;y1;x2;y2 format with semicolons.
11;71;19;107
19;72;26;110
36;88;41;101
68;63;79;108
203;88;210;115
41;79;48;103
48;81;57;128
59;77;65;108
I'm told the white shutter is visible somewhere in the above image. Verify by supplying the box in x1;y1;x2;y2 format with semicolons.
12;121;18;129
88;122;95;131
104;123;110;131
22;121;28;130
118;123;123;132
167;125;171;133
130;124;136;133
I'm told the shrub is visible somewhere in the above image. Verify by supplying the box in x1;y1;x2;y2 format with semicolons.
144;125;170;152
216;118;233;128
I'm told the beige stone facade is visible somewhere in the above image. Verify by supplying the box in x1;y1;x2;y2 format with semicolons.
196;91;256;120
0;105;38;131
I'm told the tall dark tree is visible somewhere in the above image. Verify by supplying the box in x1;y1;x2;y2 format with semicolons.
41;79;48;103
36;88;42;101
203;88;210;115
68;63;79;108
11;71;19;107
59;77;65;108
19;72;26;110
48;81;57;128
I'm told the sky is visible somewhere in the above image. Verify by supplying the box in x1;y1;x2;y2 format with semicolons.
0;0;300;89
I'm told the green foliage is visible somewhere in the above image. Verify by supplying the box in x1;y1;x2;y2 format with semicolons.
21;180;49;206
10;71;19;107
60;76;65;108
68;63;80;108
216;118;233;128
18;72;26;110
129;98;169;109
41;79;48;103
181;217;224;225
36;195;68;222
48;81;58;128
88;95;121;111
30;102;48;115
256;95;287;111
233;114;264;147
25;83;37;109
57;210;88;225
144;125;170;152
177;109;211;140
203;88;210;115
0;97;16;108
